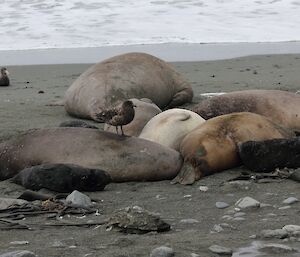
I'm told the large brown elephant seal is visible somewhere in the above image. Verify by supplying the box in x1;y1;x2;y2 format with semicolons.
104;98;162;136
64;52;193;120
172;112;295;185
0;128;182;182
192;90;300;133
139;108;205;151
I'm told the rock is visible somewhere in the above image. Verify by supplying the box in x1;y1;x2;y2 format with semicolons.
260;229;289;239
65;190;93;209
199;186;208;192
282;225;300;234
279;206;291;210
234;212;246;217
282;197;299;205
9;241;29;246
232;217;246;221
190;254;200;257
289;168;300;182
0;251;37;257
150;246;175;257
235;197;260;209
208;245;232;255
212;224;224;233
216;202;230;209
180;219;199;224
0;198;28;210
108;206;170;234
259;243;297;254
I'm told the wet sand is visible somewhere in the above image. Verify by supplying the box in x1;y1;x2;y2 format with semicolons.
0;54;299;256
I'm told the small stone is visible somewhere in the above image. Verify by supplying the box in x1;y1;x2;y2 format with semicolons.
0;251;37;257
232;217;246;221
38;90;44;94
0;198;28;210
235;197;260;209
66;190;93;209
260;229;288;239
180;219;199;224
249;235;257;239
211;224;224;233
150;246;175;257
208;244;232;255
9;241;29;246
199;186;208;192
282;225;300;233
279;206;291;210
183;195;192;198
191;254;200;257
289;169;300;182
216;202;229;209
259;243;297;254
234;212;246;217
221;215;233;220
282;197;299;205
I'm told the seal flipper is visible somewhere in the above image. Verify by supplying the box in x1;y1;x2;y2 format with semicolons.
171;162;202;185
166;87;194;109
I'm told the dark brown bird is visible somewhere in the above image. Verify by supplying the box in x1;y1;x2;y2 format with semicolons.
94;100;136;136
0;67;10;87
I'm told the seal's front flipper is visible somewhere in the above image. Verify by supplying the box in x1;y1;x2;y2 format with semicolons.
171;162;201;185
166;87;194;109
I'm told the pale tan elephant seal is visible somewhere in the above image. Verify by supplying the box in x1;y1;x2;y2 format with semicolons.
64;52;193;120
192;89;300;133
104;98;162;136
0;128;182;182
139;108;205;150
172;112;295;185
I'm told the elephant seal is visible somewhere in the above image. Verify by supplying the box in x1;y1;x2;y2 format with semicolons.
238;137;300;172
59;120;98;129
172;112;295;185
0;67;10;86
12;163;111;193
64;52;193;120
139;108;205;151
0;128;182;182
104;98;162;136
192;90;300;133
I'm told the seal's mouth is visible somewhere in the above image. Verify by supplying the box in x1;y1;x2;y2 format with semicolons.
5;71;9;76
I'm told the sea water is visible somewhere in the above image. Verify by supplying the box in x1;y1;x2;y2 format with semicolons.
1;0;300;51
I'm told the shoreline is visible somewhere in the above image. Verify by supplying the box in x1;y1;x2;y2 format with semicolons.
1;41;300;66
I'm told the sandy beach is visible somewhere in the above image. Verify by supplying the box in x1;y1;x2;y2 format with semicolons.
0;53;299;256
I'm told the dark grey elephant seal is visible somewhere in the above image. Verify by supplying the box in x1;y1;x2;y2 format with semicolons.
12;163;111;193
104;98;162;136
192;90;300;133
64;52;193;120
238;137;300;172
0;128;182;182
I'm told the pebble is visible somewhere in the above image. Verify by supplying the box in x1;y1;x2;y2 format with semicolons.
232;217;246;221
282;224;300;234
233;212;246;217
150;246;175;257
0;251;37;257
260;229;288;239
180;219;199;224
289;168;300;182
235;196;260;209
0;198;28;210
208;244;232;255
216;202;230;209
278;206;291;210
66;190;93;209
259;243;297;254
221;215;233;221
199;186;208;192
9;241;29;246
190;254;200;257
282;197;299;205
211;224;224;233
